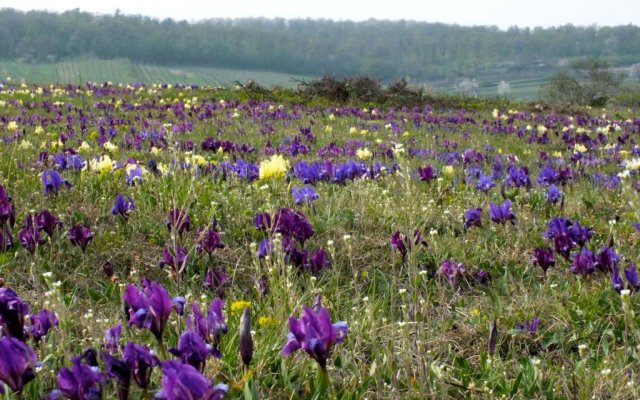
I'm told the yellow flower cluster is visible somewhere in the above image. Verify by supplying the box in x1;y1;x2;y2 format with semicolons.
258;317;279;328
230;300;252;314
88;155;114;174
259;154;289;180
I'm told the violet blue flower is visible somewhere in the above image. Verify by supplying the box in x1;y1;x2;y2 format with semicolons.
42;169;72;195
570;247;596;277
27;309;58;341
155;360;228;400
0;287;30;341
624;263;640;291
169;330;211;372
532;247;555;274
122;342;159;390
438;259;466;286
292;186;319;206
166;209;190;236
111;194;135;220
516;317;540;335
489;200;516;225
104;323;122;355
195;229;224;255
417;165;436;182
612;267;625;293
464;208;482;230
0;337;37;394
123;279;173;340
101;353;131;400
239;307;253;367
282;303;348;368
158;246;189;275
186;300;227;356
55;356;103;400
68;224;93;253
36;209;62;238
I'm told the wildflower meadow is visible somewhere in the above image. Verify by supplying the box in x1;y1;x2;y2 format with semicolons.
1;80;640;399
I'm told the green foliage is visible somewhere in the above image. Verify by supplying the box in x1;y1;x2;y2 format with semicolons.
543;58;625;107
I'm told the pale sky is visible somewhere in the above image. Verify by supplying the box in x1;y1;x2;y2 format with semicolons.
2;0;639;29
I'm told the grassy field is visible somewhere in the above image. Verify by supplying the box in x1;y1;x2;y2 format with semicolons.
0;82;639;399
0;58;311;88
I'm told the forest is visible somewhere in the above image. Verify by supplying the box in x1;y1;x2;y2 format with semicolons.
1;8;639;85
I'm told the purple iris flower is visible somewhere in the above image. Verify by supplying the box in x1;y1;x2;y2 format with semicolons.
195;228;224;255
306;248;331;275
475;173;495;193
546;184;563;204
438;259;466;286
36;209;62;238
624;263;640;291
101;353;131;400
104;323;122;355
516;317;540;335
253;212;272;231
0;337;37;394
532;247;555;274
204;269;229;298
570;247;596;277
122;342;159;390
488;320;498;355
417;165;436;182
257;238;273;258
543;217;574;259
568;220;593;248
391;230;426;258
594;244;619;273
612;267;625;293
172;297;186;316
169;330;211;372
67;154;86;171
111;194;135;220
489;200;516;225
125;165;144;185
0;230;13;252
27;309;58;341
282;302;348;369
273;208;315;245
537;166;558;185
239;307;253;367
166;209;191;236
123;278;173;340
186;300;227;357
18;215;46;254
292;186;319;206
390;231;408;257
68;224;93;253
0;287;30;341
155;360;228;400
158;246;189;275
464;208;482;230
54;356;104;400
475;269;490;284
0;184;15;229
506;165;531;188
42;169;72;195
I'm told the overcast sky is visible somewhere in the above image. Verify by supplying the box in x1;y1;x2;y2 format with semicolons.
2;0;639;29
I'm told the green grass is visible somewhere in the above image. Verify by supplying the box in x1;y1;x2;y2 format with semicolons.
0;83;639;399
0;58;311;87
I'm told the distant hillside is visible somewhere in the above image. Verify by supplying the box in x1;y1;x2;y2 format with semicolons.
0;58;311;88
0;8;639;97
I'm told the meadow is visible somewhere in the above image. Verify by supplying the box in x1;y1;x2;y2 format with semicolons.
0;80;639;399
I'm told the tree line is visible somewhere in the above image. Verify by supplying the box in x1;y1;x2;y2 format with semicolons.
1;8;639;84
